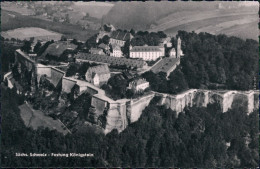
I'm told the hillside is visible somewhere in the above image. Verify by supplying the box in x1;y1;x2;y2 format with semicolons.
72;2;114;19
1;10;98;41
103;1;258;40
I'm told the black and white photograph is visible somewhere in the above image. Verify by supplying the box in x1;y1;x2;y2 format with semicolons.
1;1;259;168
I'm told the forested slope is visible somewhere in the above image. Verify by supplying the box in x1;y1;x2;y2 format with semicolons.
1;88;258;167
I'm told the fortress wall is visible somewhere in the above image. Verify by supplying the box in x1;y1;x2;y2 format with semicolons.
192;90;209;107
37;67;52;78
86;87;99;95
130;93;155;122
15;50;35;71
163;90;258;114
208;92;224;110
231;93;249;112
120;103;128;130
91;96;107;117
78;86;88;94
222;91;237;112
89;88;259;134
247;92;255;114
50;68;64;87
164;89;197;115
253;93;259;111
62;78;76;93
105;108;123;134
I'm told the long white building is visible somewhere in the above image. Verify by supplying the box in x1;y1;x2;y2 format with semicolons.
129;46;164;61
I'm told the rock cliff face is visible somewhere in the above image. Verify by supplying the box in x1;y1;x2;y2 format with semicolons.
90;89;259;134
160;90;258;115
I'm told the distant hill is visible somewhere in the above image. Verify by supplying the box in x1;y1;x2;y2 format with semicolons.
103;1;258;40
72;2;114;19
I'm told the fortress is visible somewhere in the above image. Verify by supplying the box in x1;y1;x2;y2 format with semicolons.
14;49;259;135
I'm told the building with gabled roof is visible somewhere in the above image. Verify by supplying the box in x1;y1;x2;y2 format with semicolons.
169;48;176;58
150;58;180;77
85;64;110;87
111;45;123;57
75;53;147;69
128;78;149;92
130;45;164;61
109;31;132;47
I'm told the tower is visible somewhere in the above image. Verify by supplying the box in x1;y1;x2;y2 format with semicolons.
177;37;183;58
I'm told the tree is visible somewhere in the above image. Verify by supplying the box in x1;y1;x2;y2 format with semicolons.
157;31;167;38
122;40;130;57
33;41;42;53
37;40;54;56
126;89;134;98
130;29;135;36
65;14;70;23
100;35;110;45
29;37;35;43
60;35;67;41
168;67;188;94
11;38;16;44
21;40;32;53
104;24;112;32
66;64;78;77
78;62;90;78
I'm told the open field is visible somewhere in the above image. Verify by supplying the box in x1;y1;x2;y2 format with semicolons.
2;27;62;41
1;10;98;41
152;9;258;41
72;2;114;19
19;103;69;135
104;1;258;40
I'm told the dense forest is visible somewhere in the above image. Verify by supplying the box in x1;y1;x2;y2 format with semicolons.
143;31;258;94
2;87;258;167
178;31;258;90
